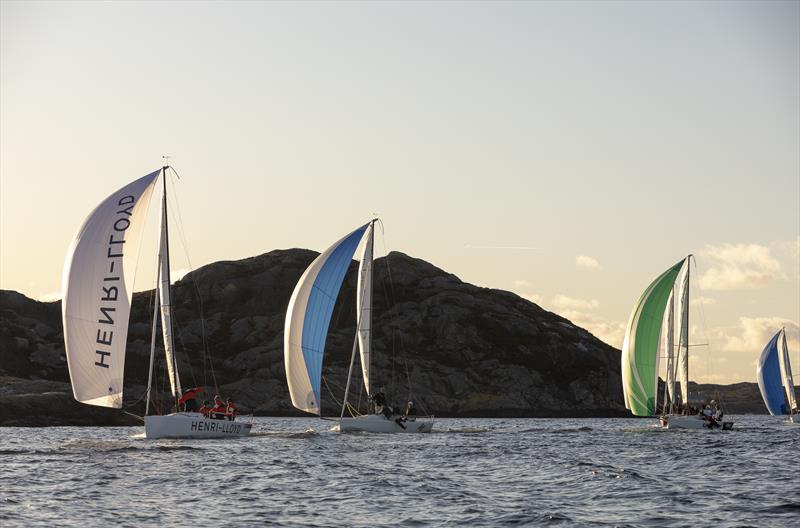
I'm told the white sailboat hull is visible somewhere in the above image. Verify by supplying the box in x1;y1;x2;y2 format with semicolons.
786;414;800;424
144;412;252;439
334;414;434;434
660;414;734;430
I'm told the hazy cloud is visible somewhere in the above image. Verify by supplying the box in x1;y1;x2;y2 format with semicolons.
37;291;61;302
721;317;799;353
513;279;533;289
552;294;599;310
698;243;783;290
560;309;626;348
575;255;601;270
694;296;718;306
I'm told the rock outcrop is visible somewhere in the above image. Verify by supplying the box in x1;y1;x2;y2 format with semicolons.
1;249;630;425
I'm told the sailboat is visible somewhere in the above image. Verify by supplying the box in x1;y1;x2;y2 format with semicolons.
757;328;799;424
62;167;252;439
621;255;733;430
284;220;434;433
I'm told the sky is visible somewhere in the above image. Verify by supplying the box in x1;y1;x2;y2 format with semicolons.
1;1;798;384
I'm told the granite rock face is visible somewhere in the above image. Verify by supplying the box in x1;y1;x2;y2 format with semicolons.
1;249;630;425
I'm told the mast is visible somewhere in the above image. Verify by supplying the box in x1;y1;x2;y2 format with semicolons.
339;220;377;422
145;264;161;416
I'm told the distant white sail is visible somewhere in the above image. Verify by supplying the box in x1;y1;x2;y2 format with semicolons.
62;171;160;408
357;223;374;396
157;182;181;399
662;289;675;404
677;263;689;404
779;329;797;411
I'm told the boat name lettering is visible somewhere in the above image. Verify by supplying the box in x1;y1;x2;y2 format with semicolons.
189;421;242;434
94;193;139;370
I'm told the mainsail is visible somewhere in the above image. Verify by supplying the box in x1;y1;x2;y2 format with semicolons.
677;264;690;404
356;222;374;396
778;329;797;412
757;330;788;415
662;289;675;404
157;175;181;399
284;224;369;414
621;259;685;416
62;171;160;408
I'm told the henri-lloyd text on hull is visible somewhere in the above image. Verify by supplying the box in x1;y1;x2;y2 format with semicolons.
94;194;138;371
191;421;243;434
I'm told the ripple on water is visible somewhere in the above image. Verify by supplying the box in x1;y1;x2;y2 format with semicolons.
0;416;797;527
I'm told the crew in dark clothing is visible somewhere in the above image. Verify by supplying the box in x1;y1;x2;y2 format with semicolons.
178;387;205;412
371;391;386;413
405;401;417;417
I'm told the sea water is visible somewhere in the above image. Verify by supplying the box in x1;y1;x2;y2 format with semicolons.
0;416;797;527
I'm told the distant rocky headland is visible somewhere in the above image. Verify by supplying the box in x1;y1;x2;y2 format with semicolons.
0;249;768;426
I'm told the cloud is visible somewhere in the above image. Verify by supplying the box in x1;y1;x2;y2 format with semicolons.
698;243;783;290
464;244;541;250
720;317;799;353
513;279;533;289
693;296;718;306
575;255;601;270
552;294;599;310
559;309;626;347
521;293;543;305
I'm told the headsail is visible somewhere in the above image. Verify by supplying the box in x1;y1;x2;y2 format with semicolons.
62;171;160;408
778;329;797;412
284;224;370;414
757;330;788;415
357;222;374;396
621;259;685;416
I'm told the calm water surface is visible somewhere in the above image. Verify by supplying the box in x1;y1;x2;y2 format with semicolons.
1;416;798;527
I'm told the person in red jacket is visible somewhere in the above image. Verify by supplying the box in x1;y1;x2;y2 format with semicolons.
210;395;227;420
178;387;205;412
225;398;238;421
198;400;212;418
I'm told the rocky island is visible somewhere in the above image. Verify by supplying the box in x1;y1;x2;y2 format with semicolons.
0;249;764;426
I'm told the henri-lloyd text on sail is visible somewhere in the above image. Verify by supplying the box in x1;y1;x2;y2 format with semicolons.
95;193;140;371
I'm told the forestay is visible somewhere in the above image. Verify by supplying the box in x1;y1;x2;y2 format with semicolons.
757;330;788;415
284;224;369;414
621;259;685;416
62;171;160;408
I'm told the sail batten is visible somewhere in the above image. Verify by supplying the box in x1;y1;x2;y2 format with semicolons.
621;259;685;416
63;171;160;408
284;224;370;414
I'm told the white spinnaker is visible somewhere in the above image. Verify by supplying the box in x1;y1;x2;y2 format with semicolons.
779;329;797;411
62;171;160;408
677;263;689;404
357;223;374;396
157;179;181;400
662;289;675;405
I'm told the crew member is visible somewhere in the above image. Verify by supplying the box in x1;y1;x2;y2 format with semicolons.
226;398;239;421
210;395;227;420
405;401;417;417
178;386;205;412
198;400;212;418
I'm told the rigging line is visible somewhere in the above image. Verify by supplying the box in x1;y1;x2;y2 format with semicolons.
376;221;415;402
164;169;218;393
